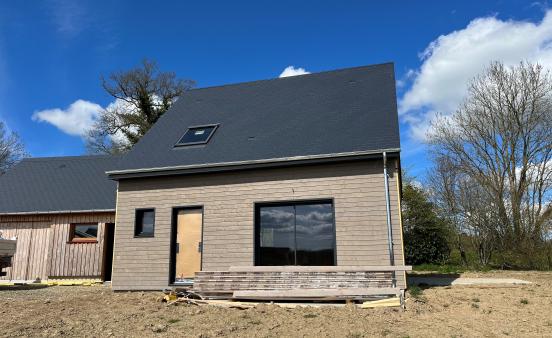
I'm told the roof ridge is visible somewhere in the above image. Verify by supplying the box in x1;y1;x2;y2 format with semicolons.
188;62;394;93
21;154;118;162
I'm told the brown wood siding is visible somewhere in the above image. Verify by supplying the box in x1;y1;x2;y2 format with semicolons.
112;159;405;291
0;220;50;280
0;212;115;280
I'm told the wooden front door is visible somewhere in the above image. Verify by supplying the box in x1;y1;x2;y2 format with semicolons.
175;209;203;282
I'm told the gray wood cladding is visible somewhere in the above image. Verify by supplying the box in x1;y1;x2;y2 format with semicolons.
112;159;405;291
0;212;115;280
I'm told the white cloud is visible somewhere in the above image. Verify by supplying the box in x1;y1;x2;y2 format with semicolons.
279;66;310;78
400;11;552;141
32;99;102;137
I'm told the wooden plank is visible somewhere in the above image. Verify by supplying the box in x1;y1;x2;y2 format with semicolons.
192;269;397;294
176;209;202;279
233;288;401;299
195;273;393;278
228;266;412;272
196;278;392;281
360;297;401;308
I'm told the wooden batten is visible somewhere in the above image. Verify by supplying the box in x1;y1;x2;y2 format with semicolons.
228;266;412;272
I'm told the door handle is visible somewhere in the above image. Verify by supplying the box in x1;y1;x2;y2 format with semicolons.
198;242;203;253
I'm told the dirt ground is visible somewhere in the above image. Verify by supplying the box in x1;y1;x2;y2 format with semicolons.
0;271;551;338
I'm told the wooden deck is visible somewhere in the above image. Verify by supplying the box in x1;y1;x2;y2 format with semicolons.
193;266;412;301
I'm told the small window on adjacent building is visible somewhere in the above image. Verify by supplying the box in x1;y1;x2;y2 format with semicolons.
69;223;98;243
135;209;155;237
175;125;218;146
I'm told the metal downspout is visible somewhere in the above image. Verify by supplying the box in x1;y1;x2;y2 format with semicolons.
383;152;396;287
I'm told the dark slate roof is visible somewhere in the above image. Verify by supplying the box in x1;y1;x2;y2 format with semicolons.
109;63;400;178
0;155;118;214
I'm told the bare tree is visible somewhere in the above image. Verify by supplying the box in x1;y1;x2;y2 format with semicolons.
87;59;194;154
428;156;469;266
0;121;27;174
429;61;552;266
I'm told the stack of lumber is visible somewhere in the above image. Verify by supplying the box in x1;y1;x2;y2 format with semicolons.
193;266;411;301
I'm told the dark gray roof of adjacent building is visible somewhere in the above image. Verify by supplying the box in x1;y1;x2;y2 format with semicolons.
0;155;118;215
108;62;401;179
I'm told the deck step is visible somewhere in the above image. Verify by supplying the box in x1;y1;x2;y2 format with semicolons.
228;266;412;272
233;288;401;300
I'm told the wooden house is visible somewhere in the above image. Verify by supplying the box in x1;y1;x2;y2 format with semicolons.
0;156;118;282
106;63;409;296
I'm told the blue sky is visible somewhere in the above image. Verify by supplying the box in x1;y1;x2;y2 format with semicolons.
0;1;549;178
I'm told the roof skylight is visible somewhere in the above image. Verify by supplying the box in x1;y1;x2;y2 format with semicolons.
175;125;218;147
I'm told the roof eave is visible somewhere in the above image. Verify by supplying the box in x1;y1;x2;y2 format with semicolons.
107;148;401;180
0;209;116;216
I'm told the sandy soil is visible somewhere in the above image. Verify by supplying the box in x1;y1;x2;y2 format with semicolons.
0;271;551;338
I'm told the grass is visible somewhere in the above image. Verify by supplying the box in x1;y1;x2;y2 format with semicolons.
303;313;318;318
472;297;480;303
471;303;480;309
413;264;467;274
412;248;552;273
520;298;529;305
411;249;501;274
413;263;493;274
408;285;423;298
167;319;180;324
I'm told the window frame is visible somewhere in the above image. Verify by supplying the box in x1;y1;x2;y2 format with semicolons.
68;222;99;244
134;208;156;238
254;199;337;266
174;124;219;147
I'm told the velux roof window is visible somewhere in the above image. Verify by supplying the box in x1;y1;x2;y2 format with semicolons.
175;124;218;147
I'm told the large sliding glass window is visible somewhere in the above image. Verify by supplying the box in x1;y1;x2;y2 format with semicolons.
255;200;335;266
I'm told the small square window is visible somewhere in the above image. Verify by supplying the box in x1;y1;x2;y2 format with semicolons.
135;209;155;237
175;125;218;146
69;223;98;243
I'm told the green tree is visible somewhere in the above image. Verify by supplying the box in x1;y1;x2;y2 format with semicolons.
87;59;195;154
402;180;451;265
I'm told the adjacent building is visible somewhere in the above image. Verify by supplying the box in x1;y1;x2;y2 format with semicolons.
0;156;118;282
